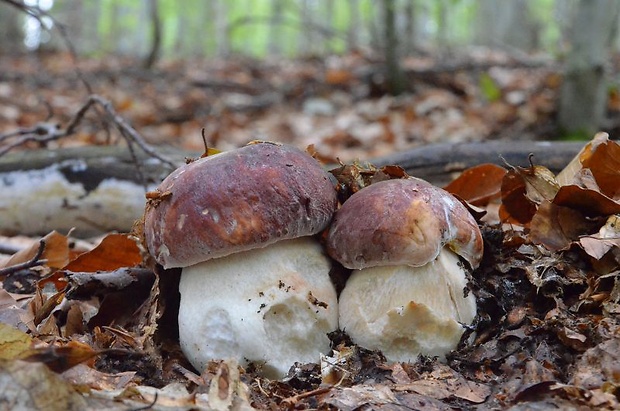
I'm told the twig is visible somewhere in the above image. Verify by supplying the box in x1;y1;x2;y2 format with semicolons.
280;386;333;407
0;240;46;278
0;95;178;173
88;95;177;169
129;392;158;411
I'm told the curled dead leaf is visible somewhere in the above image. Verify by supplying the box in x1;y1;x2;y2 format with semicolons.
444;163;506;207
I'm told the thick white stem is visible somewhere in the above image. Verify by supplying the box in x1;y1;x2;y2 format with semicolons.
339;248;476;362
178;237;338;378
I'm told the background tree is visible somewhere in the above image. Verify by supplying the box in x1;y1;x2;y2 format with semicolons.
0;3;24;54
142;0;161;69
382;0;405;95
558;0;620;138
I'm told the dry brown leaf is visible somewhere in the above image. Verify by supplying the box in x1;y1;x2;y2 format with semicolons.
579;215;620;259
518;163;560;205
571;337;620;390
529;201;595;252
557;326;589;352
444;163;507;206
557;133;620;199
63;233;142;273
325;68;355;86
22;340;99;373
581;136;620;199
0;323;33;360
62;363;136;391
0;289;35;331
321;384;399;410
0;231;69;270
553;185;620;216
0;359;87;410
499;169;537;225
394;377;490;404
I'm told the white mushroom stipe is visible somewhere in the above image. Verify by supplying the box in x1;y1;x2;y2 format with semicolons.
178;237;338;379
338;248;476;362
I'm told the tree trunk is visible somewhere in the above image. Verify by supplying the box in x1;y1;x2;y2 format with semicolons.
0;1;24;54
142;0;161;69
215;0;229;57
402;0;416;56
298;0;314;56
347;0;360;52
268;0;284;57
475;0;538;51
436;0;450;55
382;0;405;95
558;0;619;138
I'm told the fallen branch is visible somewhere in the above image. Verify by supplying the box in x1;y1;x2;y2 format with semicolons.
0;240;45;278
0;95;177;171
0;140;584;237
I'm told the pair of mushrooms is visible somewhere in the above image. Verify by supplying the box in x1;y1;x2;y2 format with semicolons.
143;142;483;379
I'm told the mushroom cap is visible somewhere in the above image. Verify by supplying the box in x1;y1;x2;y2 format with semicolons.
144;142;338;268
326;177;483;270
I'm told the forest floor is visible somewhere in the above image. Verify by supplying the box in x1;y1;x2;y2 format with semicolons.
0;48;573;160
0;50;619;410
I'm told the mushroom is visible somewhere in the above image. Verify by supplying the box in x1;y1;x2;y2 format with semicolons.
143;142;339;378
326;177;483;362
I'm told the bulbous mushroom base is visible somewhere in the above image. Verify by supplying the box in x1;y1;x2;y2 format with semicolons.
338;249;476;362
178;237;338;379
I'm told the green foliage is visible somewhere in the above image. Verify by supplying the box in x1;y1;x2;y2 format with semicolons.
559;129;594;141
479;72;502;102
46;0;580;60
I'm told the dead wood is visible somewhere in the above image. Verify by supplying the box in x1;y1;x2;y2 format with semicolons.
0;141;583;237
372;140;584;185
0;140;583;186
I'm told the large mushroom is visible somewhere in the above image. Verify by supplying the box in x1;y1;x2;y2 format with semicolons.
326;177;483;362
143;142;339;378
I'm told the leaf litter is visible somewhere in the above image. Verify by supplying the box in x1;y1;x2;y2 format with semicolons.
1;134;620;407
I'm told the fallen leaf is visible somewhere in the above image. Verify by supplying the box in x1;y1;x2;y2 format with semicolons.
0;289;35;331
0;323;33;360
579;215;620;259
517;163;560;205
62;233;142;272
62;363;136;391
553;185;620;217
581;135;620;199
571;337;620;390
529;201;595;252
499;169;537;224
0;231;69;270
321;384;399;411
21;340;99;373
556;326;589;352
444;163;506;206
0;359;87;410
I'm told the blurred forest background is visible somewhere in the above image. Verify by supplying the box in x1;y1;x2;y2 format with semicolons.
1;0;620;160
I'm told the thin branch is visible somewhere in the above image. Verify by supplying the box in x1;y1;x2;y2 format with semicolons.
88;95;177;169
0;240;46;278
0;95;178;184
0;95;175;165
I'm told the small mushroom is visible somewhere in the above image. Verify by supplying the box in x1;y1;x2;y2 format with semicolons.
143;142;339;378
326;177;483;362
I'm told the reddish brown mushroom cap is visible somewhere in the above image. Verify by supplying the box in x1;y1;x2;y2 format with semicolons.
326;177;483;270
144;142;338;268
